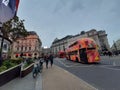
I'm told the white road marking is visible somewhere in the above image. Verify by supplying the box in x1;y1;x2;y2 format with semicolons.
99;66;120;71
56;59;93;67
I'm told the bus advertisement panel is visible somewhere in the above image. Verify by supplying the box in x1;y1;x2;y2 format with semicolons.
66;38;100;63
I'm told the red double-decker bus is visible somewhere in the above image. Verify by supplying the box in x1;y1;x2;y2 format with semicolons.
66;38;100;63
58;51;66;58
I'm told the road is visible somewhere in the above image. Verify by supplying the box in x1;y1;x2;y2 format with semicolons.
54;56;120;90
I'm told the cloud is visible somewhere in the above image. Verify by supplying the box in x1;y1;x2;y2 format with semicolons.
110;0;120;16
54;0;69;13
54;0;84;13
70;0;84;12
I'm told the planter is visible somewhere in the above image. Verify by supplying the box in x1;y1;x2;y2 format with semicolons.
0;64;21;86
21;63;34;77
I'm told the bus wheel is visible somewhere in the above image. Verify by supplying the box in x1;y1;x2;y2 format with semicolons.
76;57;79;62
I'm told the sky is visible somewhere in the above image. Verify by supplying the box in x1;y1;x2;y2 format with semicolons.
17;0;120;48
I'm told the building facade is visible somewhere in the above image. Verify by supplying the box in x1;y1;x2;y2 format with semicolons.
12;31;42;58
111;39;120;52
51;35;72;55
51;29;110;55
41;47;51;55
86;29;110;51
67;34;88;48
0;34;12;59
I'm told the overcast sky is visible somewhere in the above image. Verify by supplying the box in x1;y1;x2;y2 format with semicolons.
18;0;120;48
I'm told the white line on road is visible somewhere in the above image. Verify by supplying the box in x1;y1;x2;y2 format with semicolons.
56;59;93;68
98;66;120;71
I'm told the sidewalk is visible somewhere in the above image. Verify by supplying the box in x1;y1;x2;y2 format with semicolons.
0;72;42;90
42;65;96;90
0;64;97;90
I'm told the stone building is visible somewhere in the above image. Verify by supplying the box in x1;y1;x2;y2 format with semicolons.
86;29;110;51
41;47;51;55
51;29;110;55
12;31;42;58
111;39;120;52
67;34;88;48
51;35;72;55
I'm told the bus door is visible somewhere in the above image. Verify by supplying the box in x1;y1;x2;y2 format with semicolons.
79;48;88;63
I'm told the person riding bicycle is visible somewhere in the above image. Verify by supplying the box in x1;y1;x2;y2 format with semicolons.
32;62;39;78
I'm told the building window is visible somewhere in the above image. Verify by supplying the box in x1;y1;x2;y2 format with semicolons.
21;46;23;51
59;46;61;51
3;44;7;50
35;47;37;50
29;47;31;51
25;47;27;51
55;48;57;54
17;47;19;51
63;46;65;51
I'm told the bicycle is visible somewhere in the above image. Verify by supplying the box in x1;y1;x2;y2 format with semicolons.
32;63;39;78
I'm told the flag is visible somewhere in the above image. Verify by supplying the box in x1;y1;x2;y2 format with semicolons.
0;0;20;23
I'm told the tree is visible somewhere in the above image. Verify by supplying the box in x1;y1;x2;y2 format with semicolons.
0;16;28;66
2;16;28;40
80;31;85;35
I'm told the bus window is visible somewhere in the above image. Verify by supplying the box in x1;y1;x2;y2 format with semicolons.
79;48;88;63
87;48;96;50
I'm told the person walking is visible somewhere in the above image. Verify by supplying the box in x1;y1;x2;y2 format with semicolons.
44;54;49;69
49;54;54;67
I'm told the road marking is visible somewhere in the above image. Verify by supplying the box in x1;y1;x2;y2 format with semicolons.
68;65;93;68
56;59;70;67
98;65;120;71
56;59;93;68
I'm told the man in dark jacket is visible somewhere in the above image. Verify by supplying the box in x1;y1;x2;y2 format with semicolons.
49;54;54;67
44;55;49;68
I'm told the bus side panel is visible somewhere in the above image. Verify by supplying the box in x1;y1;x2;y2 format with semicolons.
70;55;76;61
66;54;69;60
87;50;100;63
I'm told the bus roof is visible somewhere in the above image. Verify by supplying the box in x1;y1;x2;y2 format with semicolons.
67;38;97;51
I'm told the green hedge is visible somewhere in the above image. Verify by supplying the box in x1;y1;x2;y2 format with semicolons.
0;58;23;73
23;58;34;69
0;58;34;72
2;60;17;69
0;66;7;72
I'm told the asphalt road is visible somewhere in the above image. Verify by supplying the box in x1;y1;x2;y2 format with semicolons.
54;56;120;90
